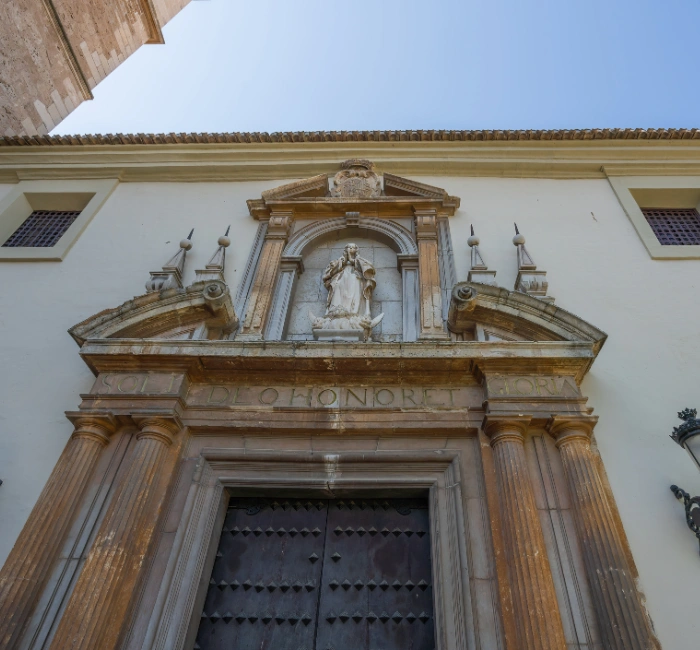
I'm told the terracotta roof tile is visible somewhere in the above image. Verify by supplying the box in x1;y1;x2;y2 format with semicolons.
1;128;699;146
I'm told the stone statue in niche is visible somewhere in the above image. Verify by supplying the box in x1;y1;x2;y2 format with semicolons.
310;243;384;341
330;159;382;198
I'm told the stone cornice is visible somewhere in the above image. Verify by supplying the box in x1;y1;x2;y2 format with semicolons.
77;339;600;381
1;133;700;182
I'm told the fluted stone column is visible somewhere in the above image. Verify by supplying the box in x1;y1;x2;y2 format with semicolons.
484;416;567;650
49;415;182;650
0;414;116;650
548;416;658;650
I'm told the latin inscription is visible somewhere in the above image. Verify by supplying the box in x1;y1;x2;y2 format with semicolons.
92;372;184;395
187;385;478;409
486;376;580;398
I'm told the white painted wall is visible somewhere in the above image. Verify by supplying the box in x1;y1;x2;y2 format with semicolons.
0;174;698;648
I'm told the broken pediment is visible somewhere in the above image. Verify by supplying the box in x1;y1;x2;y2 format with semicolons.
69;280;238;345
249;159;460;218
447;282;607;349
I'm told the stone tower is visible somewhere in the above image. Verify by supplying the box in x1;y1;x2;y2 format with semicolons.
0;0;192;136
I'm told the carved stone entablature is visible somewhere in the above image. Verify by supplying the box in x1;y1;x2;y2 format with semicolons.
69;279;238;345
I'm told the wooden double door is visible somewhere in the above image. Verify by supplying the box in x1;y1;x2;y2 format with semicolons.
195;497;434;650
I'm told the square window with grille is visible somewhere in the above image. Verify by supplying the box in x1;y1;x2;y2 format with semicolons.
642;208;700;246
2;210;82;248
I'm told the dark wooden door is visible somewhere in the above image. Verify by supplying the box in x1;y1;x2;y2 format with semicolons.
195;498;434;650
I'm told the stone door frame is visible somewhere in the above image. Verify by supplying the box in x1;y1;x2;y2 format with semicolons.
145;449;481;650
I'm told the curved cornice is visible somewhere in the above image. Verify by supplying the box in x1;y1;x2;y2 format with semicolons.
69;280;237;345
448;282;607;352
284;216;417;256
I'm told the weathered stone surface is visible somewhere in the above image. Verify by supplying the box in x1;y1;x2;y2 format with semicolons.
48;416;183;650
0;0;191;136
415;210;449;340
484;417;567;650
0;414;116;650
238;212;293;340
549;417;660;650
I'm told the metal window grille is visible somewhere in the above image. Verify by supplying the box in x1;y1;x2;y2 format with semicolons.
2;210;81;247
642;208;700;246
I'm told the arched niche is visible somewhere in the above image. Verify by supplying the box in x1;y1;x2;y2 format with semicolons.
264;216;420;341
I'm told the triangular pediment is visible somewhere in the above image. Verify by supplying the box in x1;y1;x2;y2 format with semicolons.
248;160;460;218
260;173;329;200
382;173;449;199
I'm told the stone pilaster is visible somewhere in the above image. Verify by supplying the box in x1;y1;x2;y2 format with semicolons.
548;416;658;650
237;212;293;340
484;416;567;650
0;413;116;650
414;209;448;340
49;415;182;650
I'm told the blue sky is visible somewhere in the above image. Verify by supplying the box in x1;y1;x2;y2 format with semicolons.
53;0;700;135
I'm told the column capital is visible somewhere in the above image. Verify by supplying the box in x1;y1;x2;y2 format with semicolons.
265;212;294;239
397;253;419;271
546;414;598;447
482;414;532;445
65;411;118;446
279;254;304;275
413;209;438;239
132;413;183;446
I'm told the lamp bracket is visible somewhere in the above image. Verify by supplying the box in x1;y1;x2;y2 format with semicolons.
670;484;700;555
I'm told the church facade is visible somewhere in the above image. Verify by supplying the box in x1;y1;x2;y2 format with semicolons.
0;130;699;650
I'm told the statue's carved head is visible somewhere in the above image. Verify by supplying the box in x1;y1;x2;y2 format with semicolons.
344;243;358;261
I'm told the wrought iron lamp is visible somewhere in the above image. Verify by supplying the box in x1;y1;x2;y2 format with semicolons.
670;408;700;553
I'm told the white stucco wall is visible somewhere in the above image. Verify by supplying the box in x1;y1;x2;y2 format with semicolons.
0;174;698;648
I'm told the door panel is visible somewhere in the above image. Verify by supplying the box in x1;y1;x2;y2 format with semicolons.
194;497;434;650
315;499;433;650
195;498;328;650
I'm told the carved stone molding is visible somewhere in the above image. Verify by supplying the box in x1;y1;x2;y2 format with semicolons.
547;416;660;650
0;412;117;650
70;280;238;345
146;449;492;650
283;215;417;257
265;255;305;340
237;212;294;340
